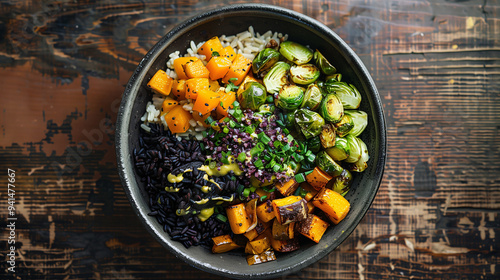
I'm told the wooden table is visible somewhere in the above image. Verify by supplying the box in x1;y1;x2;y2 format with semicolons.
1;0;499;279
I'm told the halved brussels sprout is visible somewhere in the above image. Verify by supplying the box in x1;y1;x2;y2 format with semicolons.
326;137;350;161
316;150;343;177
320;94;344;123
334;114;354;137
307;136;322;153
294;108;325;139
325;73;342;83
279;41;313;65
319;124;336;149
344;110;368;137
263;61;291;94
343;137;369;172
323;81;361;109
252;48;281;74
290;64;320;85
300;84;323;111
239;82;267;110
275;84;305;111
330;169;352;196
313;49;336;75
344;134;362;163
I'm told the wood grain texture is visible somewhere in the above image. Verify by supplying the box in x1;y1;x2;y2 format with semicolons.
1;0;499;279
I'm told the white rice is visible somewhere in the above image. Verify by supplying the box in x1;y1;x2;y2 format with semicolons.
142;26;288;138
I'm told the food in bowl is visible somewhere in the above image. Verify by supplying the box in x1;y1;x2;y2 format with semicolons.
133;26;370;265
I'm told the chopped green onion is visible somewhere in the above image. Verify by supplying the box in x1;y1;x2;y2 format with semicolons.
293;154;304;162
254;159;264;169
273;141;283;149
249;186;257;192
283;128;290;134
223;127;229;134
304;169;314;176
215;214;227;222
262;186;276;193
245;126;255;134
282;144;290;152
295;173;306;183
258;132;271;144
273;164;281;172
260;195;268;201
242;188;251;197
276;120;285;127
307;153;316;163
229;120;236;128
237;152;246;162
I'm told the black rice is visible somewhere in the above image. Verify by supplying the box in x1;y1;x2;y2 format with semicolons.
134;123;242;248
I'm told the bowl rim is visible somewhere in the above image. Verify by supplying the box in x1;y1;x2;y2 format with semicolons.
116;3;386;279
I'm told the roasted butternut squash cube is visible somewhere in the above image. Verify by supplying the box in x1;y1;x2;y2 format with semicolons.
147;69;174;96
256;200;275;223
272;196;308;225
272;218;295;241
275;178;299;197
305;167;333;190
297;214;329;243
245;236;271;255
270;237;300;253
313;188;350;224
226;203;251;234
211;234;242;253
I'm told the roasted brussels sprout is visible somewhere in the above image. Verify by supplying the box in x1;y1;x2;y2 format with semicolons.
343;137;369;172
275;84;305;111
319;124;336;149
320;93;344;123
325;137;350;161
344;110;368;137
252;48;281;74
344;134;363;163
316;150;343;177
334;113;354;137
330;169;352;196
301;84;323;111
323;81;361;109
279;41;313;65
307;136;322;153
263;61;291;94
313;49;336;75
325;73;342;83
294;108;325;139
289;64;320;85
239;82;267;110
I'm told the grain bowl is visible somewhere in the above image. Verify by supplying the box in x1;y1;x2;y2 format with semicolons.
116;3;386;279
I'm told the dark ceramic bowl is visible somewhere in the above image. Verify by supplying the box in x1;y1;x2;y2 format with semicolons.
116;3;386;279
